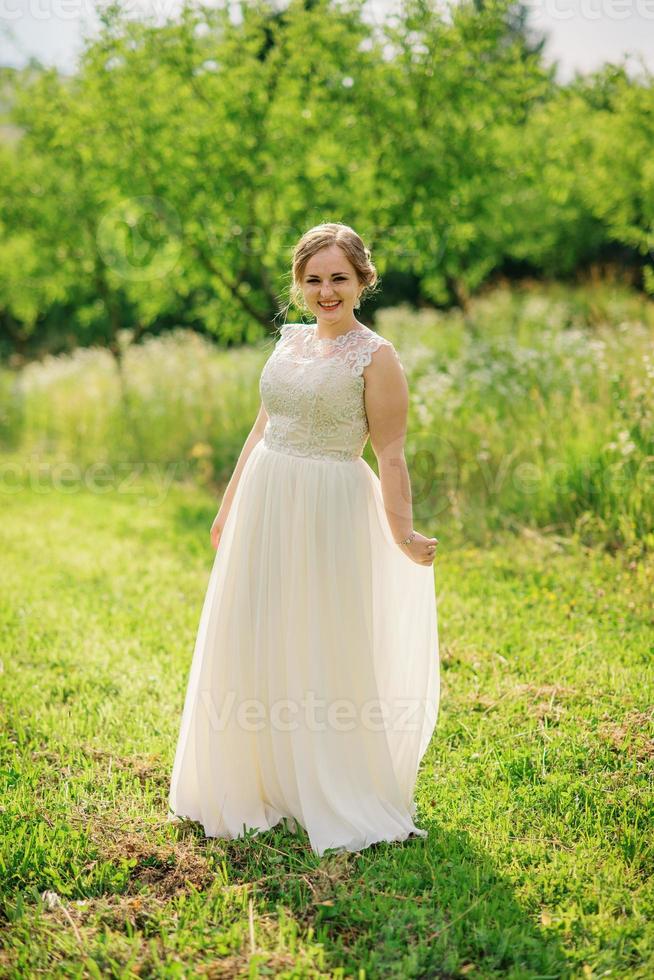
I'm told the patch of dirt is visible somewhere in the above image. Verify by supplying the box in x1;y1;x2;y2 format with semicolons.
29;743;170;789
87;821;217;898
193;950;301;978
79;743;170;788
598;709;654;761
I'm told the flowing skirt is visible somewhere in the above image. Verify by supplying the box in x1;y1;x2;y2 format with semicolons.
168;439;440;857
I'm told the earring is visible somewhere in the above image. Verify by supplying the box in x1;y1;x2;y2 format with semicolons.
354;296;361;309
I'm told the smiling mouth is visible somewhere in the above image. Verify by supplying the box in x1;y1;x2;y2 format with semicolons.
319;301;341;309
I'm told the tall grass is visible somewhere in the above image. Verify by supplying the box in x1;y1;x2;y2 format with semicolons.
1;282;653;553
377;282;654;553
1;329;267;485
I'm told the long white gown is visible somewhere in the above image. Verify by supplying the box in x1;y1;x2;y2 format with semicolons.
167;322;440;857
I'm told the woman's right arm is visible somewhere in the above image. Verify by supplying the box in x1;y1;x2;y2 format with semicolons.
210;400;269;549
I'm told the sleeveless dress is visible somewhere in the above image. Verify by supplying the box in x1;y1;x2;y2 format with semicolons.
167;322;440;857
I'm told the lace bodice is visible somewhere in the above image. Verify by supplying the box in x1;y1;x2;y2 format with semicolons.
259;323;401;461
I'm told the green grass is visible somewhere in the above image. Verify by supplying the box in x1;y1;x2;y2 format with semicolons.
1;475;652;978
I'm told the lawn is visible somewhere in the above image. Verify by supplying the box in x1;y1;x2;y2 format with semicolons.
1;471;652;978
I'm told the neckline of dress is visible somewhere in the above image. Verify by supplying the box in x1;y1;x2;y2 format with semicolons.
307;324;369;346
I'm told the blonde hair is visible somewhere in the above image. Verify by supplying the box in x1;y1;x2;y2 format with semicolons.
277;222;379;324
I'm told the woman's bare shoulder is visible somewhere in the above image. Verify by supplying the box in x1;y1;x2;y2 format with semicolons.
360;330;404;373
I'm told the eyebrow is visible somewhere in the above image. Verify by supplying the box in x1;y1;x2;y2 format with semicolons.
305;272;349;277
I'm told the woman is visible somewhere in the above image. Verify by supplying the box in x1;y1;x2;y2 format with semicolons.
168;222;440;857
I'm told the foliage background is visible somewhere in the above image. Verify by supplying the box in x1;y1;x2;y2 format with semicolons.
0;0;652;363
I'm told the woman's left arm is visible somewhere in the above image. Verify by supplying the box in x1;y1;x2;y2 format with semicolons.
364;345;414;545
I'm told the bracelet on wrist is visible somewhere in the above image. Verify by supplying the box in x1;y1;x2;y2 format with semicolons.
397;530;416;547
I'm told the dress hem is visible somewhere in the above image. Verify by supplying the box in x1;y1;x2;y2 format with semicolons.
166;807;429;858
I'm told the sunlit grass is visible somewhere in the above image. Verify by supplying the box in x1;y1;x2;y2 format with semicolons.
0;474;652;976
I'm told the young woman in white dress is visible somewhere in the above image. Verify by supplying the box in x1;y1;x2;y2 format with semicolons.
168;223;440;857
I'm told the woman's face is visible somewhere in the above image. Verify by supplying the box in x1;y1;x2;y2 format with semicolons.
301;245;362;327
